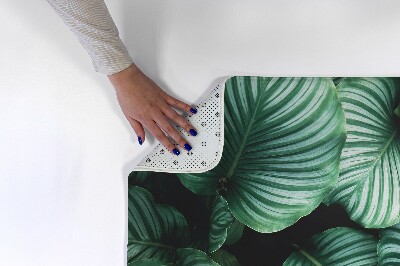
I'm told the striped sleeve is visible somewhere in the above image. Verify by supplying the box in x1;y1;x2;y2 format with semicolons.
46;0;133;75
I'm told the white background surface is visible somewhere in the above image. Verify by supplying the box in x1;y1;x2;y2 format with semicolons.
1;0;400;265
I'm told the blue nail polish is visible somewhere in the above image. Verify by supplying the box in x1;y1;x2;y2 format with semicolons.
190;108;197;114
184;143;192;151
189;129;197;136
173;148;180;156
138;136;142;145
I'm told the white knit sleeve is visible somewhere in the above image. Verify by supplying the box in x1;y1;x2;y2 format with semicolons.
46;0;133;75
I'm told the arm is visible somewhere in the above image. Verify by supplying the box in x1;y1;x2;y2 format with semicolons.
46;0;133;75
46;0;198;155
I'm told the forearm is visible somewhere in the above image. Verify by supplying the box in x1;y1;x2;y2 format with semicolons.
46;0;133;75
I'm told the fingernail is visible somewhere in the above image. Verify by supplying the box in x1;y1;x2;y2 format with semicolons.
190;108;197;114
184;143;192;151
189;129;197;136
173;148;180;156
138;136;142;145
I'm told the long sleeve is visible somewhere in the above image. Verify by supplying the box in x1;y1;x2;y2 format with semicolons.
46;0;133;75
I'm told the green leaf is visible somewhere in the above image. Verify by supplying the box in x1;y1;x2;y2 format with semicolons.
186;194;235;253
283;227;378;266
128;186;190;264
129;171;153;185
178;171;219;196
224;220;245;246
284;252;317;266
208;194;235;252
178;77;346;233
211;249;241;266
378;222;400;265
395;104;400;117
323;77;400;228
176;248;219;266
332;77;344;86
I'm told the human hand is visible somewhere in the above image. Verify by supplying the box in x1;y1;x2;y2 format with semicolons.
108;63;198;156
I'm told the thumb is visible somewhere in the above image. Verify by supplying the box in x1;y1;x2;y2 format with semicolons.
126;116;146;145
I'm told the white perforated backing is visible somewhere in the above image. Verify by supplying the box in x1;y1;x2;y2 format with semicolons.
133;78;227;173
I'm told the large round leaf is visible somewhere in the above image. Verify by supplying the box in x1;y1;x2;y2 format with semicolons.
283;227;378;265
128;186;190;264
178;77;346;232
378;222;400;265
323;77;400;228
176;248;219;266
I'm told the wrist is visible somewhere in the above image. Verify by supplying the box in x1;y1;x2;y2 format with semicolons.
107;63;141;89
